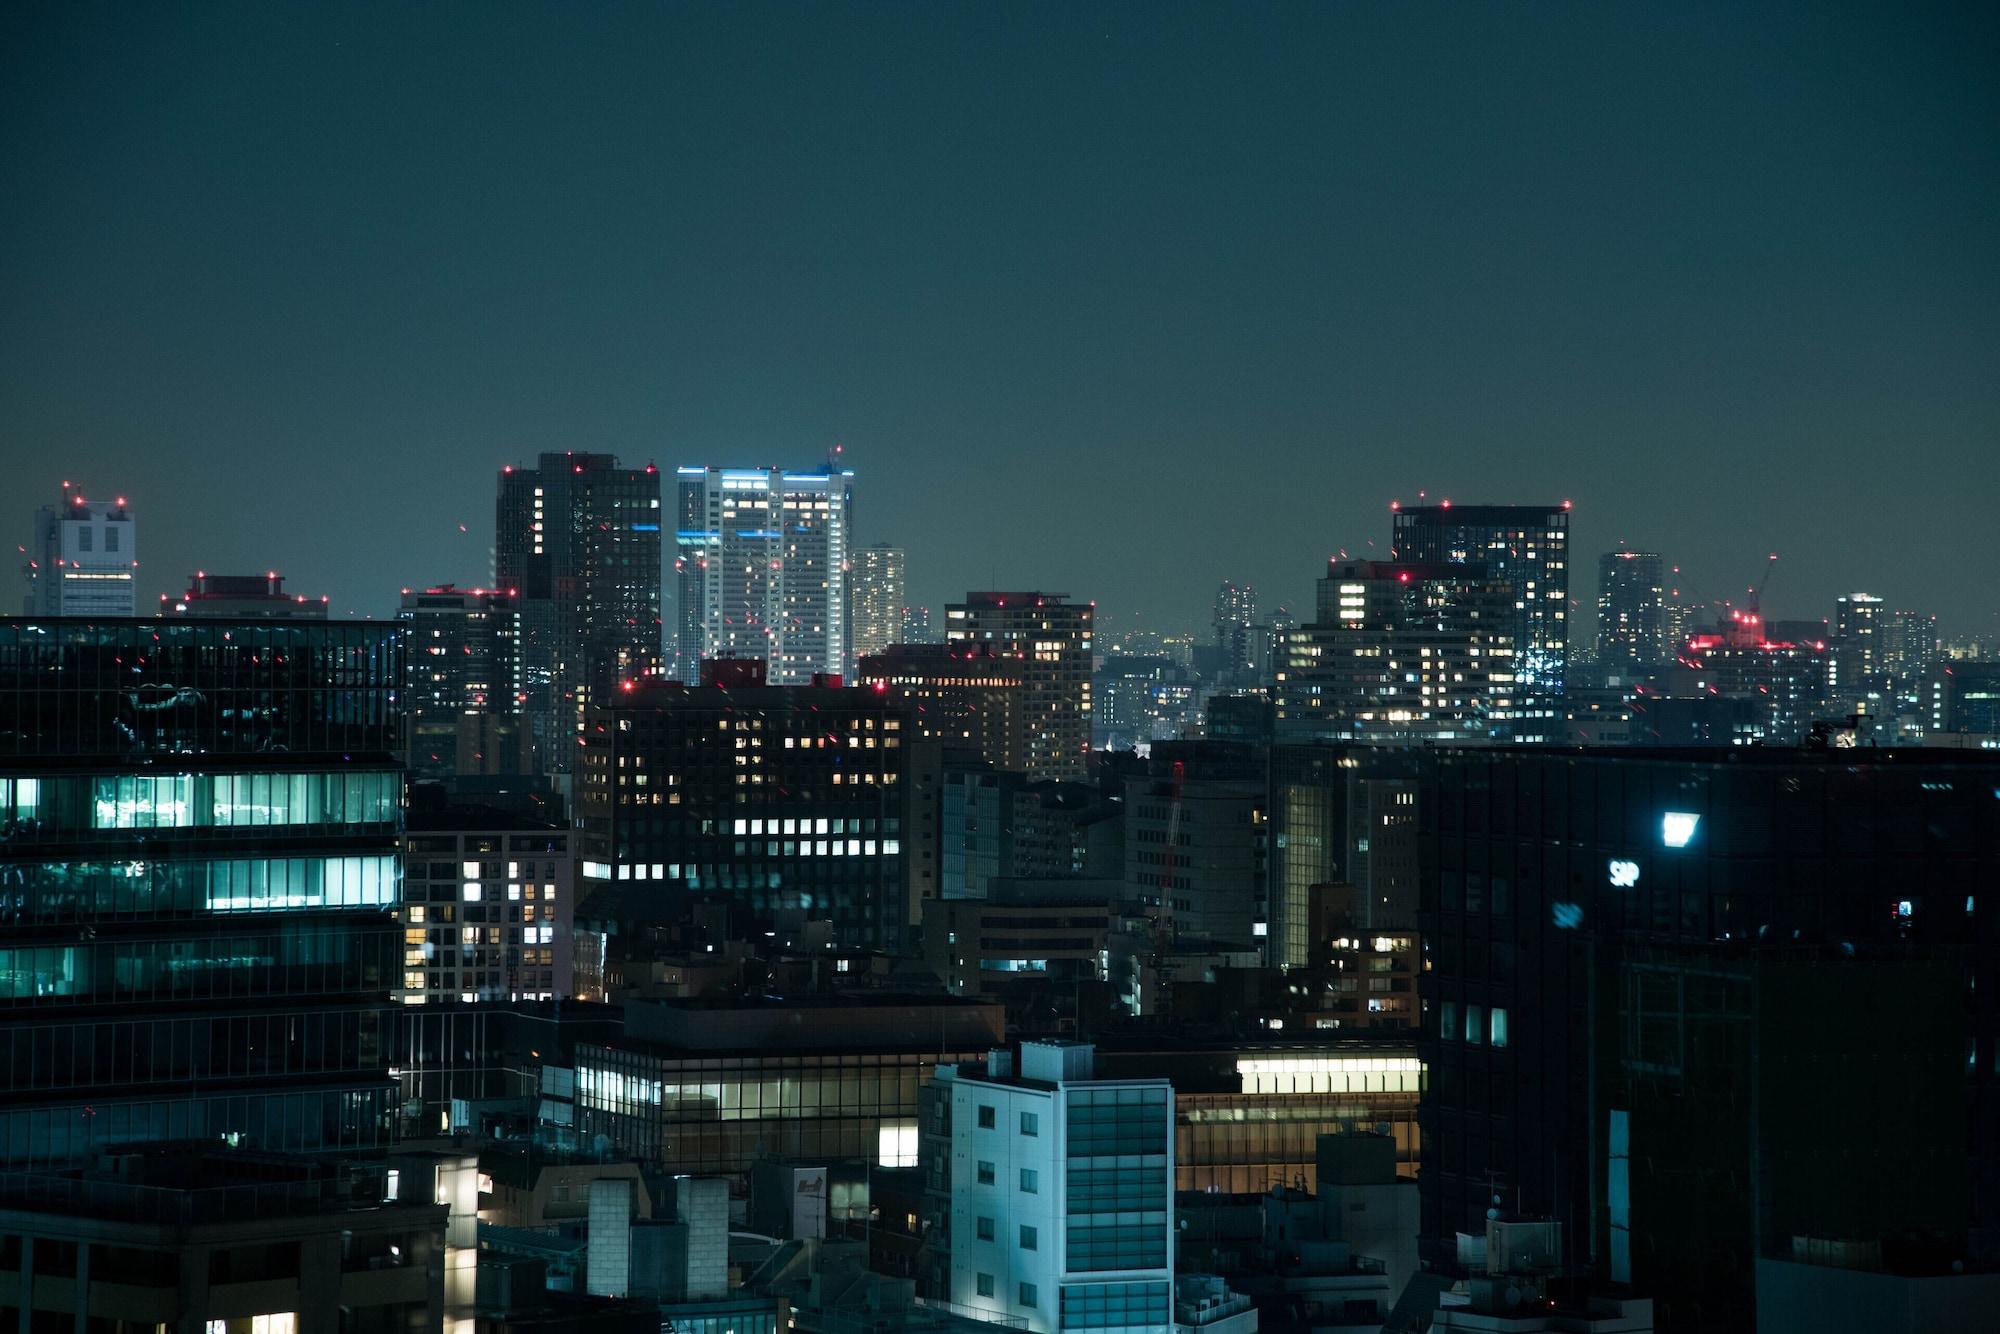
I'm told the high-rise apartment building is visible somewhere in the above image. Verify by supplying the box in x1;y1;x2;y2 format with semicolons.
496;453;662;768
945;593;1094;781
1596;549;1666;670
574;663;926;951
1211;581;1257;678
849;543;906;671
160;571;329;619
0;617;405;1167
674;463;854;684
1831;591;1886;696
398;585;528;777
23;484;135;617
1391;502;1568;730
902;605;937;643
1274;560;1517;744
935;1042;1175;1334
1881;609;1939;691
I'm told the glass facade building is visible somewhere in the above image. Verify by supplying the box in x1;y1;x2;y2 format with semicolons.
0;618;404;1168
1416;746;2000;1273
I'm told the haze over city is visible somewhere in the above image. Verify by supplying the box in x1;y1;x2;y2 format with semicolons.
4;2;1996;637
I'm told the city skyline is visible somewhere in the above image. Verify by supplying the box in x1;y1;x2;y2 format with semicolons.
3;3;1996;638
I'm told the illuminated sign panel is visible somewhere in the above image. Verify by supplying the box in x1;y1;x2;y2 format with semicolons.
1661;812;1700;848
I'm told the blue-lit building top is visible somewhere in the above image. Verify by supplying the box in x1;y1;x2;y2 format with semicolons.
0;618;405;1168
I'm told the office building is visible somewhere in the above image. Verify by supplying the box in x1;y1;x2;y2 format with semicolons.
858;643;1028;769
940;771;1120;901
574;662;926;951
1666;610;1829;743
399;584;528;777
400;801;574;1003
1612;943;1968;1331
1094;655;1200;750
922;886;1129;1015
1212;581;1257;678
0;1146;447;1334
1125;750;1266;951
496;452;663;768
1415;746;2000;1285
0;616;404;1167
674;463;854;684
1274;559;1517;744
1391;502;1569;727
576;996;1004;1180
1924;660;2000;738
902;605;937;643
22;484;135;617
945;593;1094;781
850;543;907;671
1596;549;1666;670
160;571;329;618
938;1042;1175;1334
1260;744;1423;969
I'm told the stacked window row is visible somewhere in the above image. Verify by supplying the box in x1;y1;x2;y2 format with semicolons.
0;854;397;922
0;770;398;839
0;924;396;1006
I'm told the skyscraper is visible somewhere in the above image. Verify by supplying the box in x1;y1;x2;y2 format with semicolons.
1391;502;1569;734
495;453;662;768
945;593;1094;781
674;463;854;684
1211;580;1256;677
849;542;906;671
0;616;405;1167
23;483;135;617
1274;559;1517;744
1596;549;1666;670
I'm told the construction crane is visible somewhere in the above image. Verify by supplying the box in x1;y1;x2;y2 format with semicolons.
1747;552;1778;617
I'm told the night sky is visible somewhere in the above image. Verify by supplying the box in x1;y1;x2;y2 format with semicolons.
3;2;1996;640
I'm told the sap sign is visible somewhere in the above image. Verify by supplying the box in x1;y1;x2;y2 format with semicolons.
1661;812;1701;848
1607;859;1641;888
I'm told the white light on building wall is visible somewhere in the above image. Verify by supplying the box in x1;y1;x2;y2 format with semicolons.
1607;859;1640;888
1661;812;1700;848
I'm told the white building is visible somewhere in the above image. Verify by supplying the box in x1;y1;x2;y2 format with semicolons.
942;1041;1175;1334
849;542;907;671
674;463;854;684
24;485;135;616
